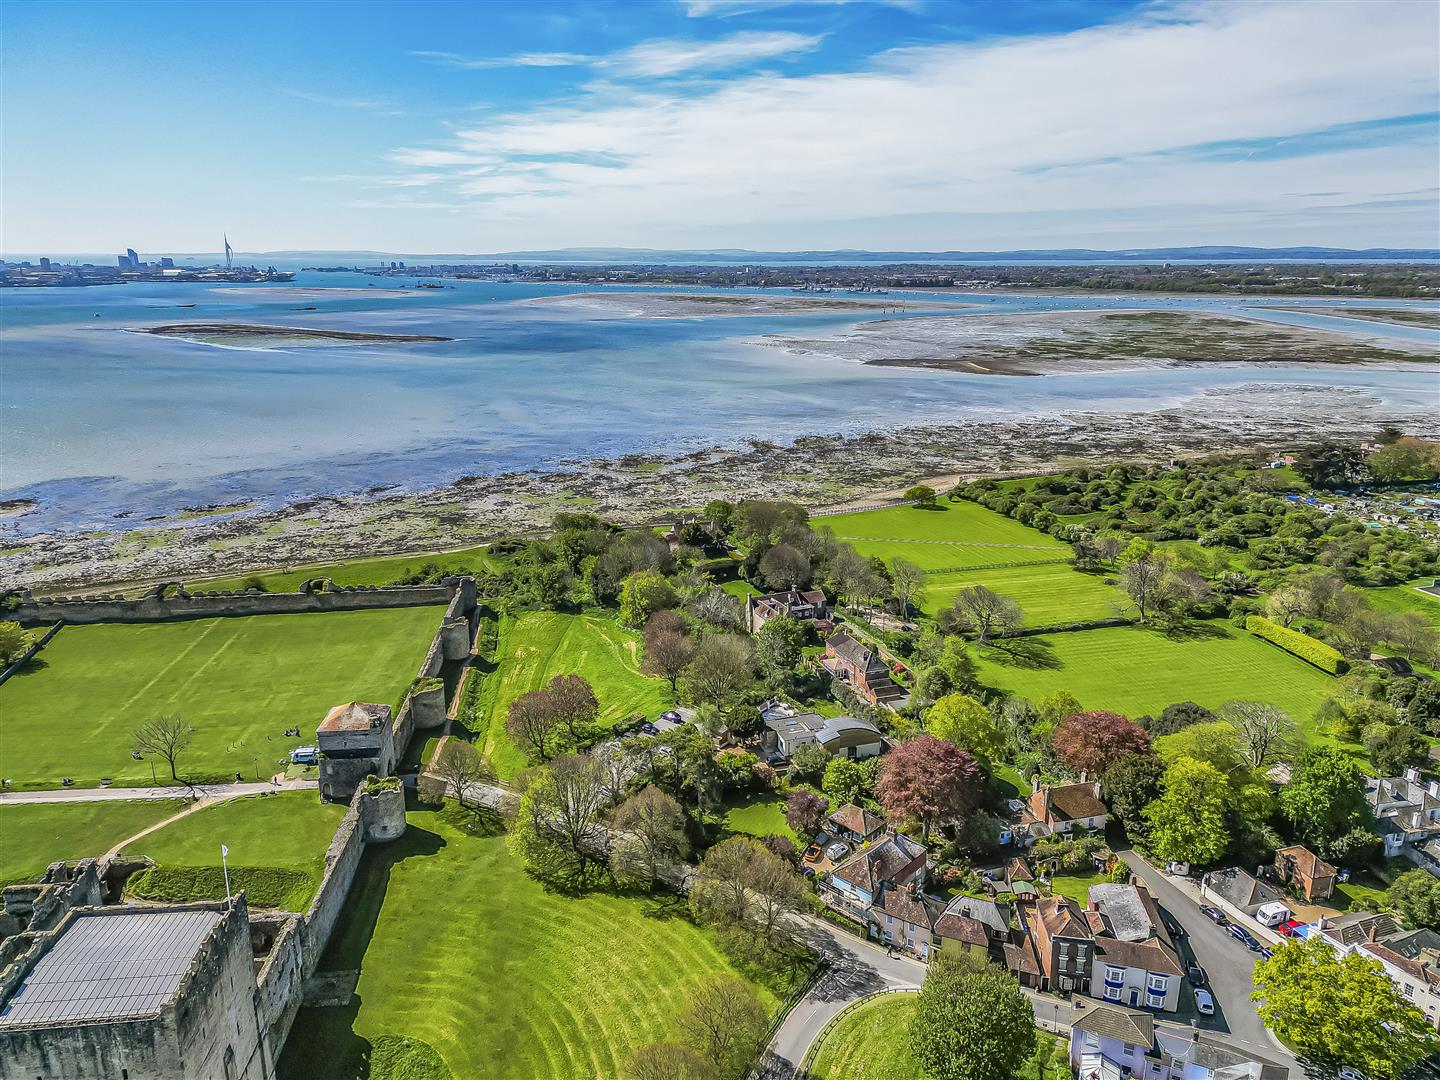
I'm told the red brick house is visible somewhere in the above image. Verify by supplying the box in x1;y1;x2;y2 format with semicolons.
1274;844;1337;901
823;632;904;706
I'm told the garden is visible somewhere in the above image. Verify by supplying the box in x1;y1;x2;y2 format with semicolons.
0;605;444;789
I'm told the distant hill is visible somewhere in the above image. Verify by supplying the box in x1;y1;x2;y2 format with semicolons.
252;245;1439;264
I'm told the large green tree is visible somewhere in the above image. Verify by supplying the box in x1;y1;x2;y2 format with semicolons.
910;952;1037;1080
1101;753;1165;843
619;569;679;629
1280;746;1371;861
754;614;807;687
1143;756;1230;865
1254;937;1436;1080
927;693;1004;765
1388;869;1440;931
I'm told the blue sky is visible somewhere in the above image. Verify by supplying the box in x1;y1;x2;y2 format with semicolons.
4;0;1437;253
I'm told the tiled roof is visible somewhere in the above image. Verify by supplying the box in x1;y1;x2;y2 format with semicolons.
831;833;926;894
1005;856;1034;883
1004;938;1041;976
935;913;990;946
1275;845;1336;881
1094;936;1185;978
1044;782;1106;822
318;701;391;733
1035;896;1093;941
830;803;885;838
1071;1003;1154;1046
877;885;934;929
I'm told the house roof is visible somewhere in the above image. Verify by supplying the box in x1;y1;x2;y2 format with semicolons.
1005;856;1034;883
1089;884;1158;943
1202;867;1284;911
1319;911;1399;948
831;833;927;895
876;884;934;929
935;913;990;946
1153;1025;1287;1080
1094;936;1185;978
1071;1003;1154;1046
763;711;827;740
942;894;1012;935
1004;938;1041;977
318;701;391;733
827;632;886;673
816;716;883;750
0;909;225;1028
1275;845;1336;881
1041;782;1106;823
1034;896;1094;941
830;803;885;838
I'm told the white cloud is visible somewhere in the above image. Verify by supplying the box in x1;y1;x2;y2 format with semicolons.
285;90;406;116
410;50;592;70
682;0;921;16
383;1;1438;247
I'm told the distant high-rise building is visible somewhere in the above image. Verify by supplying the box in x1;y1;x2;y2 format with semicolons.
117;254;133;270
159;256;175;269
38;257;51;271
126;247;140;268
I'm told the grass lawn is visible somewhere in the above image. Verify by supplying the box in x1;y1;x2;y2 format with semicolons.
1365;580;1440;626
815;502;1069;572
0;606;443;789
0;799;185;886
478;612;670;781
808;992;1063;1080
921;563;1123;625
182;546;499;593
1046;870;1107;905
278;806;792;1080
720;791;799;843
124;792;347;911
721;579;763;600
976;622;1336;730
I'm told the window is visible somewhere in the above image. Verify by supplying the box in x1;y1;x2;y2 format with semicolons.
886;915;893;925
1105;986;1121;1002
1148;974;1168;991
1405;984;1415;998
1059;943;1070;957
1106;966;1124;982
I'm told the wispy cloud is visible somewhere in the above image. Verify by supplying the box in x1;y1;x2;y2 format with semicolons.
385;0;1439;246
285;90;407;116
682;0;921;16
410;29;821;78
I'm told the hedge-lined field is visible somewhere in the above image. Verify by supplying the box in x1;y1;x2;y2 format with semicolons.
478;612;671;780
0;606;443;789
124;792;347;911
278;809;787;1080
187;547;499;593
815;502;1069;572
0;799;185;886
1245;616;1349;674
976;623;1336;729
920;563;1123;625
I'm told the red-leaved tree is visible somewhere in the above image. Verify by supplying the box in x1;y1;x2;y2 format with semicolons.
875;734;983;842
784;788;829;838
1051;711;1152;777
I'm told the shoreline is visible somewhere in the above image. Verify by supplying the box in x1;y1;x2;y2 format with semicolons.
6;386;1434;593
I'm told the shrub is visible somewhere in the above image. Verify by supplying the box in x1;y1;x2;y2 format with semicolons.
361;774;402;794
1245;615;1349;674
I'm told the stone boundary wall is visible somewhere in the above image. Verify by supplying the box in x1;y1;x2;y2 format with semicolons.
9;583;455;627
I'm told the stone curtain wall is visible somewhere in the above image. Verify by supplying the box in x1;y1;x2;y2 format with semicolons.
10;583;455;627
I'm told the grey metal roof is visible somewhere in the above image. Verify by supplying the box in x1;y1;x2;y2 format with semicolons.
1089;884;1155;943
815;716;881;747
0;909;224;1028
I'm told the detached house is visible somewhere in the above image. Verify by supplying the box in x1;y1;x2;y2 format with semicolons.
1070;1003;1288;1080
828;803;886;845
1015;781;1107;845
744;588;832;633
1273;845;1336;902
1086;884;1185;1012
823;632;905;707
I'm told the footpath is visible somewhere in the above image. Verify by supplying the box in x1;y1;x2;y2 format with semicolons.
0;777;316;804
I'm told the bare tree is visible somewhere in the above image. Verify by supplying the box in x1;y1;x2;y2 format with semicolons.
642;630;694;695
626;1043;713;1080
1221;700;1298;771
1094;536;1124;565
547;674;599;743
435;740;494;811
1266;584;1311;627
947;585;1023;644
1121;558;1169;623
510;754;612;883
890;557;928;616
747;851;806;945
610;785;688;891
131;714;193;786
506;690;563;762
686;587;743;630
1389;612;1440;666
690;835;759;925
677;974;769;1080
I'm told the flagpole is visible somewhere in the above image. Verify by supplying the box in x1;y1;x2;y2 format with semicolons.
221;843;231;902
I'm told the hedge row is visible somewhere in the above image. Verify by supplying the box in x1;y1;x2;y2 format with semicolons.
1245;615;1349;675
126;865;315;912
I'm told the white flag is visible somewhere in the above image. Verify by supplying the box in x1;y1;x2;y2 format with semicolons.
221;844;229;857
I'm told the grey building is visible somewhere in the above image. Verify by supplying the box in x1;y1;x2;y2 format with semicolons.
0;900;270;1079
317;700;395;802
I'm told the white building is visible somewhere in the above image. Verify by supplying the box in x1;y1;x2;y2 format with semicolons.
1086;884;1185;1013
1070;1003;1286;1080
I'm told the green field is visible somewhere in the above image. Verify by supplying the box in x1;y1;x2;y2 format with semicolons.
720;791;799;843
976;623;1336;728
0;606;443;789
815;502;1069;572
808;993;1061;1080
124;792;347;911
921;563;1123;625
278;808;786;1080
478;613;670;780
0;799;185;886
1365;580;1440;625
186;546;497;593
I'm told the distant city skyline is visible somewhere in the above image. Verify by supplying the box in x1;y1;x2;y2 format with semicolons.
4;0;1438;252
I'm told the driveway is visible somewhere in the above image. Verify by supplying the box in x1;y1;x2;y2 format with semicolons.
1118;847;1297;1071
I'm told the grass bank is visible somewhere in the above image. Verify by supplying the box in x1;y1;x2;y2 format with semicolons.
0;799;185;886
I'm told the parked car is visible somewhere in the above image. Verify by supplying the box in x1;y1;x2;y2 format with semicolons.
660;711;682;723
1277;919;1305;937
801;867;816;878
1194;988;1215;1016
803;845;823;864
1187;963;1207;985
1339;1068;1368;1080
826;842;851;861
1165;861;1191;877
1200;906;1227;925
289;746;320;766
639;722;659;735
1228;925;1262;951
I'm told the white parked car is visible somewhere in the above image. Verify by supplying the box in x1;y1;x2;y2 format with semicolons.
826;842;851;861
1193;989;1215;1016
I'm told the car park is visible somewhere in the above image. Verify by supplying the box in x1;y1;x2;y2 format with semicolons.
1193;988;1215;1016
1200;906;1227;925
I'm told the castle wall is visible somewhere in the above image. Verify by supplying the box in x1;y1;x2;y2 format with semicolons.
298;791;368;979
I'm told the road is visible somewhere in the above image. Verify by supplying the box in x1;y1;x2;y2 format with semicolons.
0;777;317;804
1118;847;1298;1071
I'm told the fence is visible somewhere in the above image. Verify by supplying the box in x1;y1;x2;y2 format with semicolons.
0;621;63;686
745;957;831;1080
796;989;919;1076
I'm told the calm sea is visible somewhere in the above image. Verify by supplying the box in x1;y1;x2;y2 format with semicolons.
1;274;1436;536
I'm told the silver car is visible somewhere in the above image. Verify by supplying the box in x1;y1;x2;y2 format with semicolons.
826;841;851;861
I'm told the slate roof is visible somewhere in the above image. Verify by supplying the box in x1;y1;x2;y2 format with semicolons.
815;716;883;750
1202;867;1284;911
0;909;225;1028
830;833;927;894
827;632;886;673
1071;1003;1154;1046
941;894;1012;936
1153;1025;1287;1080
